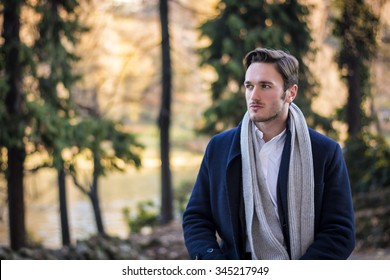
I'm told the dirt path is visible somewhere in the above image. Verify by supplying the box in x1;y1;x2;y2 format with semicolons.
349;248;390;260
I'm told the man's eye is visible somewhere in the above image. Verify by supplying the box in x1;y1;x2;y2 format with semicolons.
262;84;271;89
245;84;254;90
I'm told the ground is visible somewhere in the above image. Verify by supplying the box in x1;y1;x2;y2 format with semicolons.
132;220;390;260
1;220;389;260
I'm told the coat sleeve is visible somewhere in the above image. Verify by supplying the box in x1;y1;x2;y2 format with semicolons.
300;143;355;259
182;141;227;260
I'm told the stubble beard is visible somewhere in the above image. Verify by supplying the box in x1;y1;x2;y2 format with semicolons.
249;108;283;124
249;91;289;124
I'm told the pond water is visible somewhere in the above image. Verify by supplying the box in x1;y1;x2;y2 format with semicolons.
0;153;201;249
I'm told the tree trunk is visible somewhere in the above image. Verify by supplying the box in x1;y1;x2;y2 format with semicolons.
158;0;174;224
89;184;105;235
58;164;71;246
346;59;362;137
90;154;105;235
7;148;26;250
3;0;27;250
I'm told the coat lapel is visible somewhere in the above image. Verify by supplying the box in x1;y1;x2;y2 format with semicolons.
225;122;247;258
277;125;292;257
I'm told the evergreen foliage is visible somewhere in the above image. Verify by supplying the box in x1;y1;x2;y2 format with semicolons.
0;0;145;246
343;133;390;192
197;0;332;135
1;0;29;250
332;0;378;136
31;0;84;167
68;116;143;235
332;0;390;192
69;117;143;177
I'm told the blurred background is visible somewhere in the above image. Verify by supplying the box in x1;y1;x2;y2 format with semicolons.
0;0;389;259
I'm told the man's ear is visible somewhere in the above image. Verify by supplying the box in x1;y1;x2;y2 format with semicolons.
287;84;298;103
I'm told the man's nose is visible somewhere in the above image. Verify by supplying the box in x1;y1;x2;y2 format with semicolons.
250;86;262;100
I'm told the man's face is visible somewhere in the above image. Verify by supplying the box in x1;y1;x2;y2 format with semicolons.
244;62;296;124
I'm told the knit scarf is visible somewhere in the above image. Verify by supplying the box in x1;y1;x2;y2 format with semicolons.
241;103;315;260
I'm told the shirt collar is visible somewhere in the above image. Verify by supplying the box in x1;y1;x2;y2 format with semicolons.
252;122;286;143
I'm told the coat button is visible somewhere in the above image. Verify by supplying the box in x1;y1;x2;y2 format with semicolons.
207;248;214;253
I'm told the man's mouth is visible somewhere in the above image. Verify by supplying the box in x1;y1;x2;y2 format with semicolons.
249;103;264;110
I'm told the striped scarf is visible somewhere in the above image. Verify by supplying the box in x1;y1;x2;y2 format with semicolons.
241;103;315;259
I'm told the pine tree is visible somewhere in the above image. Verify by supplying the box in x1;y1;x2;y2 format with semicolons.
1;0;144;247
332;0;390;192
32;0;85;246
332;0;378;137
198;0;330;135
1;0;28;250
32;0;144;237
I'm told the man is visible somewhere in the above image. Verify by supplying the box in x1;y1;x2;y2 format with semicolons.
182;48;355;260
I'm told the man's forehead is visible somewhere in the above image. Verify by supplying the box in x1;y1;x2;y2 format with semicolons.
244;62;282;83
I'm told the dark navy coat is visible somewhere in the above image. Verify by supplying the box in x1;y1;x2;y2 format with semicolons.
182;121;355;259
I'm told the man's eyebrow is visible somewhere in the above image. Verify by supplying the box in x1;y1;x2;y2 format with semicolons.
244;80;273;85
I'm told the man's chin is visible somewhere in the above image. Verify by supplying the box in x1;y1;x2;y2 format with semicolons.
249;113;265;123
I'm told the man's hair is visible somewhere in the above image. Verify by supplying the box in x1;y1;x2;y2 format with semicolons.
243;48;299;91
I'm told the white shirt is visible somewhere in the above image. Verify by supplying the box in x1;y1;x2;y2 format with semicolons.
252;123;286;217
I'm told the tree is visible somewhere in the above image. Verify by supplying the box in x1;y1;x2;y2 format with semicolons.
197;0;331;135
332;0;390;192
32;0;86;246
1;0;28;250
1;0;87;249
31;0;144;239
332;0;379;137
158;0;174;224
27;102;76;245
69;116;143;235
1;0;143;248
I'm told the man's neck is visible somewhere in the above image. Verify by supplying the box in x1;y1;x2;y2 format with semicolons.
254;120;287;142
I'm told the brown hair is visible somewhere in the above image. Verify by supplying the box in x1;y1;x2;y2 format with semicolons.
243;48;299;90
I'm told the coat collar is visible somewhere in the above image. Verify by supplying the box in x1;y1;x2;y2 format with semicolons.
227;116;292;164
227;121;243;164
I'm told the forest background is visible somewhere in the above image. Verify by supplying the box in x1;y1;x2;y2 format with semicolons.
0;0;389;259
